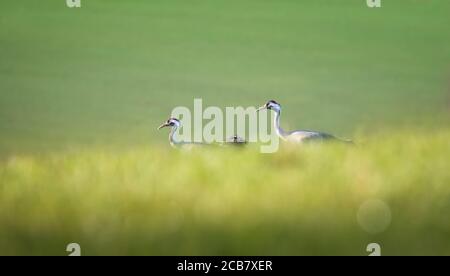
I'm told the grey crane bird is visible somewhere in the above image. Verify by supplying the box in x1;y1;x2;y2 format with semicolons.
158;118;207;149
257;100;352;144
158;118;183;148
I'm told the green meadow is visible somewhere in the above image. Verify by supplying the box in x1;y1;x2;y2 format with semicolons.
0;1;449;255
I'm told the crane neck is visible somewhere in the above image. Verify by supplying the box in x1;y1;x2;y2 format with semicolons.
169;126;180;148
274;110;288;139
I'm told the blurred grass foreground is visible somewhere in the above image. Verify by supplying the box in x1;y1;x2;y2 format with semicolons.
0;130;449;256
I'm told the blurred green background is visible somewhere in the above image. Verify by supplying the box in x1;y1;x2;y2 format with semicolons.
1;0;449;154
0;1;450;256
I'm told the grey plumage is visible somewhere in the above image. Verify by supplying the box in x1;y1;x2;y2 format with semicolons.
257;100;352;144
158;117;214;149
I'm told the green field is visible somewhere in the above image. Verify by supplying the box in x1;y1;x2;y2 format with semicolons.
0;1;450;255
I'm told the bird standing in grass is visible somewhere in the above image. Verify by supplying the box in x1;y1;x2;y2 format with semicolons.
158;118;183;148
158;118;192;149
158;118;247;149
257;100;352;144
158;117;209;149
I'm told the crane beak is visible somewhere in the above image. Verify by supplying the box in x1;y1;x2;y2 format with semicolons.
256;105;266;112
158;123;170;130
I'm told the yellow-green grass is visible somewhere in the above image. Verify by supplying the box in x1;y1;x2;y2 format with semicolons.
1;130;449;255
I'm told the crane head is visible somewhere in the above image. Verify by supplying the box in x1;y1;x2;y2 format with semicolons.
158;118;181;130
257;100;281;112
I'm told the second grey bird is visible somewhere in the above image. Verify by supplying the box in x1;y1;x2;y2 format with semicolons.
257;100;352;144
